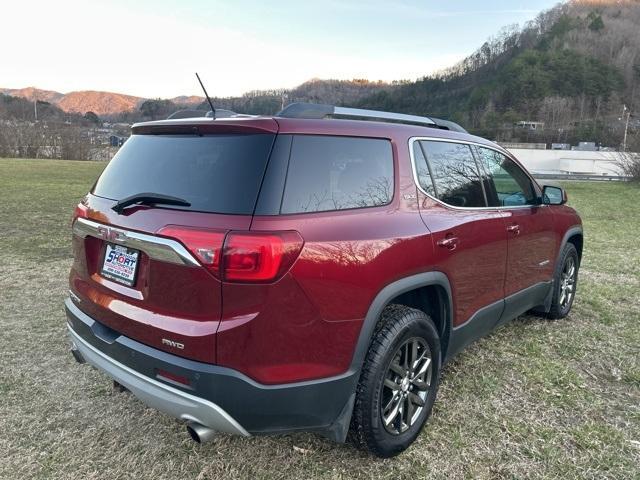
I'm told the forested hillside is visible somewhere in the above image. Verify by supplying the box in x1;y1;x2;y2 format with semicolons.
196;78;392;116
358;0;640;146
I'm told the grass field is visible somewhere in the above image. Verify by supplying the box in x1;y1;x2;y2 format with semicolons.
0;158;638;479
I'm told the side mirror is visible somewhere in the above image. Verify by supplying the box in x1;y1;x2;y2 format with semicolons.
542;185;567;205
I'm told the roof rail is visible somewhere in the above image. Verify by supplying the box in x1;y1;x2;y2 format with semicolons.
166;109;257;120
276;102;467;133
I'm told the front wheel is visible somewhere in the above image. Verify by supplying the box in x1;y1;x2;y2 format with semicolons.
349;305;441;457
547;243;579;319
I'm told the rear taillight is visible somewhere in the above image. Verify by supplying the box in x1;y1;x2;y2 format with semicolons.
72;202;89;223
158;227;303;283
158;226;226;277
223;231;303;282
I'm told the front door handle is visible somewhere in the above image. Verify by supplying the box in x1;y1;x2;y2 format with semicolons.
437;236;459;250
507;224;520;235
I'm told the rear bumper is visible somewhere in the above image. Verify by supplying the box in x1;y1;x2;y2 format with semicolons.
68;323;249;436
65;298;357;440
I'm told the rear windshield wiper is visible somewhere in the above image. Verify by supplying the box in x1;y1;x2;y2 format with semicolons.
111;192;191;214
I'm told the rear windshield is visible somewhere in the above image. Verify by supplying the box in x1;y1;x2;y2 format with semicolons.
92;134;275;214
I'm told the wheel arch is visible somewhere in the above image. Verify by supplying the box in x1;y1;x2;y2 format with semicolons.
557;226;583;266
349;271;453;373
567;231;583;263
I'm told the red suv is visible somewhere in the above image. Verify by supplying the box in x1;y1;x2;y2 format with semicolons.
66;103;582;457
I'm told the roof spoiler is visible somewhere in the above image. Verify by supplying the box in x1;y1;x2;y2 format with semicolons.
276;102;467;133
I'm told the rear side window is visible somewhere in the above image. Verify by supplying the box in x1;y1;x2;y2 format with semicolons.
280;135;394;214
416;140;486;208
92;134;275;215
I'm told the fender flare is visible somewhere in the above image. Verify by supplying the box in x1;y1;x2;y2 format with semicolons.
557;225;583;266
347;271;453;372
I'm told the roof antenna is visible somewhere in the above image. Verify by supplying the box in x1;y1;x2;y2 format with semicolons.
195;72;216;119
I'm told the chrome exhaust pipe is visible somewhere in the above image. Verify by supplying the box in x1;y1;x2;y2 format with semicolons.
186;422;217;443
70;343;85;364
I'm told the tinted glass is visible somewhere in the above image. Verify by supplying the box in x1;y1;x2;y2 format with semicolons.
419;141;486;208
281;135;393;214
475;147;537;207
412;141;436;194
93;134;275;214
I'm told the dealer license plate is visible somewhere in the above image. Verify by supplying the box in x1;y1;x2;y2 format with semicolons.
100;243;140;287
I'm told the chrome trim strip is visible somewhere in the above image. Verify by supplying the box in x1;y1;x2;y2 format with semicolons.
68;323;250;436
334;106;436;126
72;217;199;266
408;136;543;212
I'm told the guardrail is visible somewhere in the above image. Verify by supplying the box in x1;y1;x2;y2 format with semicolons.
532;173;630;182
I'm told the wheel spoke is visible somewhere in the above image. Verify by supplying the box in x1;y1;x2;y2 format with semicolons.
398;397;406;430
411;340;419;369
383;396;402;426
383;394;396;413
413;357;431;380
403;343;410;370
389;361;404;377
384;378;400;391
411;379;429;390
411;350;428;372
406;395;415;422
559;289;566;305
409;391;426;407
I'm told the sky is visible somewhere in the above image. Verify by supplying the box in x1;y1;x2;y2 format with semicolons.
2;0;560;98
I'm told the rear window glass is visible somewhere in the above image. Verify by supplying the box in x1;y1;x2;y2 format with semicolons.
281;135;393;214
92;134;275;215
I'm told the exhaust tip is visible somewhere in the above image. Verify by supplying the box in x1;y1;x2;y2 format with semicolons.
186;422;216;444
70;344;85;364
186;424;201;443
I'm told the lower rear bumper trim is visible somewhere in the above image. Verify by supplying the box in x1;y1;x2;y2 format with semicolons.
67;323;250;436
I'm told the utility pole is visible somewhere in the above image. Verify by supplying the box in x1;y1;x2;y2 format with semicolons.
621;104;631;152
34;98;38;122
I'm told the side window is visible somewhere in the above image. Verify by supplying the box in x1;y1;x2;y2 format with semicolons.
417;140;486;208
412;141;436;195
281;135;393;214
475;147;537;207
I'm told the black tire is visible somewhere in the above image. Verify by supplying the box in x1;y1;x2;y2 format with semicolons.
350;304;441;457
547;243;579;319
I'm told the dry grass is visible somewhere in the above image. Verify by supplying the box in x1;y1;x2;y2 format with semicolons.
0;158;638;479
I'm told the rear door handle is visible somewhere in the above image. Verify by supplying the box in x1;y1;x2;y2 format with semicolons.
437;236;459;250
507;224;520;235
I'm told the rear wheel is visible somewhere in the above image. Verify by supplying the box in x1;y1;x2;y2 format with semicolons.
350;305;441;457
547;243;579;319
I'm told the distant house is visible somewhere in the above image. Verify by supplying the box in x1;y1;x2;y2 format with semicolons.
572;142;597;152
109;135;127;147
515;121;545;130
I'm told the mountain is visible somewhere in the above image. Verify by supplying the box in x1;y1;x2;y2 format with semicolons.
170;95;204;106
0;87;64;104
197;78;393;115
0;87;203;117
0;78;388;119
356;0;639;145
56;90;143;116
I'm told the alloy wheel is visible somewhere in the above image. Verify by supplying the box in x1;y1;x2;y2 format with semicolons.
559;256;576;310
381;337;432;435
